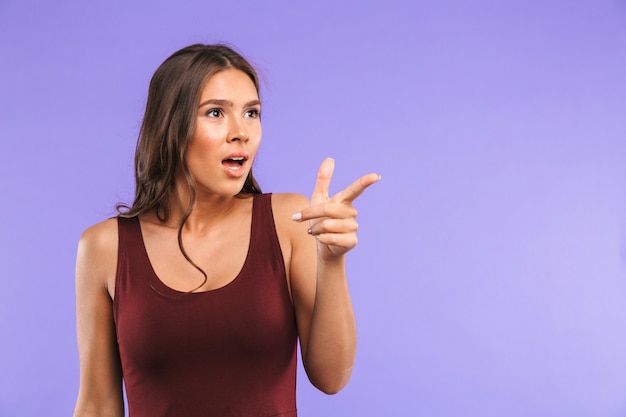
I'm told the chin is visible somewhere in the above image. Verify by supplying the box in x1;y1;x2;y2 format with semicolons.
223;180;250;197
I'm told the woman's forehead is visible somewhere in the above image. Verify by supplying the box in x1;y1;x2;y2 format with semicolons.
200;69;258;100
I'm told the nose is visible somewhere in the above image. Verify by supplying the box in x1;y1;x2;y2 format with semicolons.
227;117;249;143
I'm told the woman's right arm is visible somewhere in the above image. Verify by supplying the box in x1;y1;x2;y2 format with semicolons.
73;219;124;417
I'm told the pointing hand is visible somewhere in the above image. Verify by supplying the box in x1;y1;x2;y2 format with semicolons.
292;158;380;260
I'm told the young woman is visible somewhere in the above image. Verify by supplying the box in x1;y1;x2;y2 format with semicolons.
73;44;380;417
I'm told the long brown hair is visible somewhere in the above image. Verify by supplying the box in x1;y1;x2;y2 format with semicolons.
118;43;262;219
117;44;262;293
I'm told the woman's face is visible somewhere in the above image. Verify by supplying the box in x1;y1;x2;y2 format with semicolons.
184;68;262;197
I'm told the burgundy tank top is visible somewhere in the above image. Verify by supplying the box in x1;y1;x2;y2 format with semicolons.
113;194;298;417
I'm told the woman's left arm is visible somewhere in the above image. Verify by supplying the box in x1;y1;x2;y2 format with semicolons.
286;158;380;394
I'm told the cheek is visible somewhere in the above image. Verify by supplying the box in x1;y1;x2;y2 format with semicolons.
251;128;262;154
184;138;219;170
190;127;224;152
194;118;229;142
251;123;262;144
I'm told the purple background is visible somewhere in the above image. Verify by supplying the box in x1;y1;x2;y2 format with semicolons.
1;1;626;416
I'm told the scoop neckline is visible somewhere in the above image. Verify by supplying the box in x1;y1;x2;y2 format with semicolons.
135;196;256;297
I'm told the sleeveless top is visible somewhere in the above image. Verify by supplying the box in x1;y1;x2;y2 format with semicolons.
113;193;298;417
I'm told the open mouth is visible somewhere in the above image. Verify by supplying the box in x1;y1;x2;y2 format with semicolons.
222;156;247;170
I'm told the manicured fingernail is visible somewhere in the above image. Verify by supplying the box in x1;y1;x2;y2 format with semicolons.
307;228;312;235
291;213;302;221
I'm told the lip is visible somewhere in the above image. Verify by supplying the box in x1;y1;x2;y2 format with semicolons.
221;151;250;178
223;151;250;161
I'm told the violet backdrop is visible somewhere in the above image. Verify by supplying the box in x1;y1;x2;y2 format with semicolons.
1;0;626;416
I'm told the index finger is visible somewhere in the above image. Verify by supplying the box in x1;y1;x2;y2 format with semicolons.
334;172;381;204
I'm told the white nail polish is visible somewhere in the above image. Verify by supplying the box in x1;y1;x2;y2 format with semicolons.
291;213;302;221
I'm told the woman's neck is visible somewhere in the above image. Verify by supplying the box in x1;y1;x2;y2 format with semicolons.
164;183;242;234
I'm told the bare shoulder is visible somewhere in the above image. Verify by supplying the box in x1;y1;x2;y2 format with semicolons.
270;193;310;232
78;218;118;256
76;218;119;297
270;192;314;245
270;192;309;217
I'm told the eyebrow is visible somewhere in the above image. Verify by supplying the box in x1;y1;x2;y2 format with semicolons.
198;99;261;108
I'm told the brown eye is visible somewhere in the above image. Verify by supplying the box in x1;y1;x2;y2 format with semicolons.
244;109;260;118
